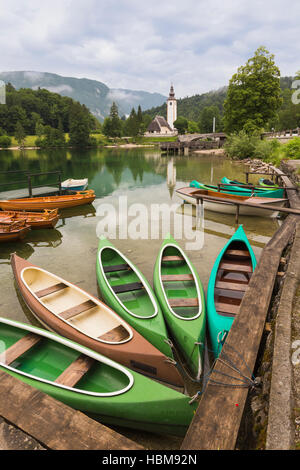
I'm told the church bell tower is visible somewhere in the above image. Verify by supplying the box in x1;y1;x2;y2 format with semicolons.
167;84;177;130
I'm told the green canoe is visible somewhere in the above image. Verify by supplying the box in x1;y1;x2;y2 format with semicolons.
0;317;196;436
207;225;257;358
96;237;173;358
154;235;206;381
190;179;284;199
258;177;279;189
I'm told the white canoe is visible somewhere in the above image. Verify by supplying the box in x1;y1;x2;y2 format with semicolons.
176;187;287;218
61;178;88;191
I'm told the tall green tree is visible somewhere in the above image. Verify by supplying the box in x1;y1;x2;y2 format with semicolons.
223;46;282;133
68;102;91;147
173;116;188;134
14;121;26;148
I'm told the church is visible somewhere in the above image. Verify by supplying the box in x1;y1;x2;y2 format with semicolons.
144;85;178;137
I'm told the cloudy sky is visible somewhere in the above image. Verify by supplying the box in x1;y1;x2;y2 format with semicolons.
0;0;299;97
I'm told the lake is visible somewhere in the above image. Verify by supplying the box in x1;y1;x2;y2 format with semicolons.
0;147;280;448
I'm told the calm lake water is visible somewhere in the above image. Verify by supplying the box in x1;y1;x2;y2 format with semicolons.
0;147;280;448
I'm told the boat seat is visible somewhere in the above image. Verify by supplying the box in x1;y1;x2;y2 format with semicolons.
35;283;68;299
215;301;240;316
219;261;252;273
225;249;250;258
162;256;184;262
0;333;41;365
169;298;199;308
103;264;132;273
98;325;129;342
215;280;248;292
112;282;144;294
161;274;194;282
55;354;94;388
59;300;96;321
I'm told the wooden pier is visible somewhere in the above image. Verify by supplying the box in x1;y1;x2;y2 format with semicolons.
0;170;63;200
181;166;300;450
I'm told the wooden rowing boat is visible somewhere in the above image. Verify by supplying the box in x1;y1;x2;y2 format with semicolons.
0;209;59;229
207;225;257;357
191;179;285;198
11;254;183;388
96;237;175;359
0;220;30;243
0;317;196;435
153;235;206;381
176;186;287;217
0;190;95;211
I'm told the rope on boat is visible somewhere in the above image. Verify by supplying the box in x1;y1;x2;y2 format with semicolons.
188;342;260;405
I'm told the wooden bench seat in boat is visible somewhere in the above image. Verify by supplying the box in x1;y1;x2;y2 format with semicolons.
98;325;129;342
162;256;184;262
54;354;94;388
215;280;248;292
215;301;240;316
219;260;252;273
35;283;68;299
161;274;194;282
0;333;41;365
59;300;96;321
103;264;132;273
112;282;144;294
225;249;250;258
168;298;199;308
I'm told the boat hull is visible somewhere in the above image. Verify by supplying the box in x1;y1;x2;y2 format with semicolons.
0;209;59;229
153;235;206;380
192;179;284;198
207;225;257;357
0;191;95;211
0;317;195;436
11;255;183;388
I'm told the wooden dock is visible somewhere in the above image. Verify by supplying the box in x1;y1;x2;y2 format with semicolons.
181;167;300;450
0;186;60;200
0;170;62;200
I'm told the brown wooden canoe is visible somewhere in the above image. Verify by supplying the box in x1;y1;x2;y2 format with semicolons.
11;254;184;388
0;220;30;243
0;190;95;211
0;209;59;229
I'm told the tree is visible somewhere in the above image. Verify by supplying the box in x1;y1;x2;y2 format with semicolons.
68;102;91;147
173;116;188;134
223;46;282;134
14;121;26;148
199;105;221;133
109;102;122;138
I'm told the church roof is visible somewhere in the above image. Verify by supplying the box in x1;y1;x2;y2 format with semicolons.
147;115;173;133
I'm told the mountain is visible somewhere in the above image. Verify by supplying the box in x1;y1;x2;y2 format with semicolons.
0;71;167;122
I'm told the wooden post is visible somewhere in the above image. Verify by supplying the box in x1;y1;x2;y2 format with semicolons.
245;172;249;184
235;204;239;224
28;175;32;197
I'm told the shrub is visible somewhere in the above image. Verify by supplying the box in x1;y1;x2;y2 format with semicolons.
282;137;300;160
0;135;12;148
224;131;260;159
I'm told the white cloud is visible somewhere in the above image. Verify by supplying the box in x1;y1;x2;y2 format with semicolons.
0;0;299;97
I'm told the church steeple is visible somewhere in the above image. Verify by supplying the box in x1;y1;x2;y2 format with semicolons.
167;83;177;130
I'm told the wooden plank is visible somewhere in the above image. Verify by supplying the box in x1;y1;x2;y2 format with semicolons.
162;256;184;262
0;370;143;450
169;298;198;307
220;261;252;273
0;333;41;365
55;354;94;388
59;300;96;321
35;283;67;298
215;281;248;292
226;249;250;258
112;282;143;294
103;264;131;273
99;325;129;342
215;302;240;315
181;211;299;450
161;274;194;282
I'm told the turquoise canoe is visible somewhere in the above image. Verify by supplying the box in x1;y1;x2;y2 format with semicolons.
0;317;196;436
96;237;174;359
220;177;284;197
190;179;284;199
153;235;206;381
207;226;257;357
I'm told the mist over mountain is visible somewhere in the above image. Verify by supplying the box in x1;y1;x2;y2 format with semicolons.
0;71;167;122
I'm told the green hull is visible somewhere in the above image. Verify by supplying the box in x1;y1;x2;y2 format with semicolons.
258;177;279;189
96;237;173;358
207;226;257;358
153;235;206;380
190;179;284;198
221;177;283;197
0;317;196;436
